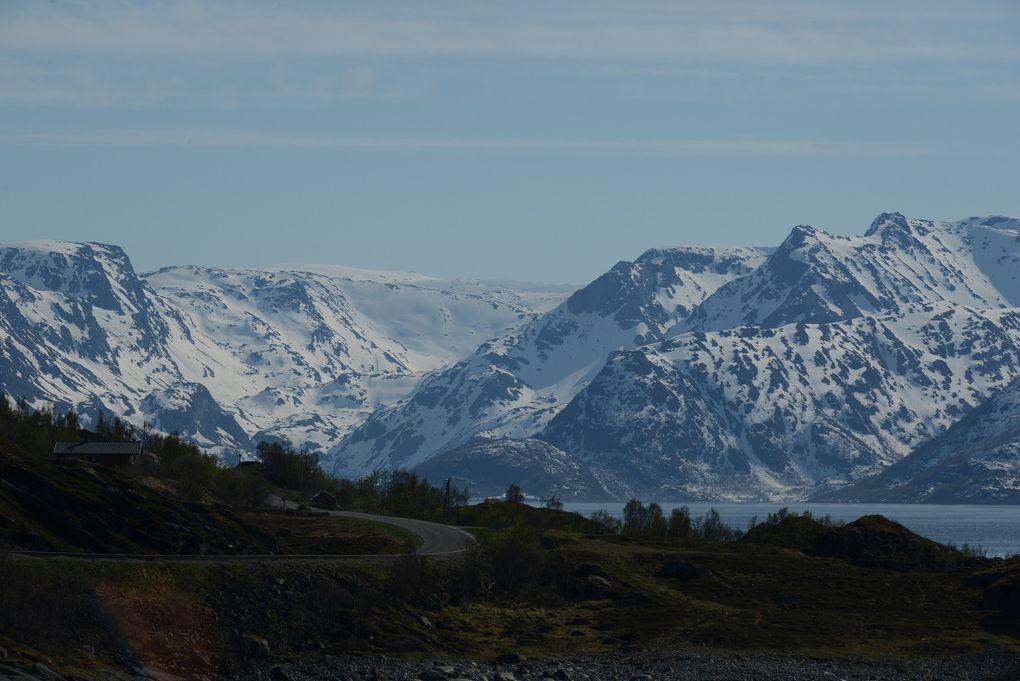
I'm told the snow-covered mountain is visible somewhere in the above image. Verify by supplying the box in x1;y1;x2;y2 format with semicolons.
7;213;1020;502
0;240;571;460
146;264;570;454
326;246;768;476
678;214;1020;334
823;377;1020;504
541;304;1020;500
328;213;1020;501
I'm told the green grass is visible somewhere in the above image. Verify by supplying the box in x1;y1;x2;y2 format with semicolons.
238;509;419;555
430;528;1020;661
3;524;1017;677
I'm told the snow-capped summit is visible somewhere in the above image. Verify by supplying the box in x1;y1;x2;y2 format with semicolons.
677;214;1020;334
326;245;768;476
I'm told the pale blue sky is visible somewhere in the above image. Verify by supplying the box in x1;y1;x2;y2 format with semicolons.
1;1;1018;283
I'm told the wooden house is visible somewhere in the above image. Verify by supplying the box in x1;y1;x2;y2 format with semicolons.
53;433;158;471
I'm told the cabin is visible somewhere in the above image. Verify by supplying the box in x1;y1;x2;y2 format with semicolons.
310;490;338;510
53;432;158;472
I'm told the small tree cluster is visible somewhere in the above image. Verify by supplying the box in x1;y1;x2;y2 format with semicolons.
599;499;744;542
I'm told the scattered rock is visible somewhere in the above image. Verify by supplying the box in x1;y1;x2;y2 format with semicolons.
494;672;515;681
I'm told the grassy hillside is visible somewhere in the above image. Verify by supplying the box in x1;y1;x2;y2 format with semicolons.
3;504;1018;678
0;447;278;555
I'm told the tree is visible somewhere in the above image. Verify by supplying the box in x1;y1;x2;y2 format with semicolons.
648;502;668;537
589;510;621;534
622;498;649;534
504;483;524;504
668;506;693;539
543;495;563;511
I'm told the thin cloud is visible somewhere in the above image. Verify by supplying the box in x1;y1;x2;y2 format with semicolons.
1;1;1018;63
0;130;933;157
0;59;431;108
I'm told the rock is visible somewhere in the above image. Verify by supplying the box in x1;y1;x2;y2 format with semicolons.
29;663;64;681
587;575;613;589
494;672;516;681
240;633;271;660
419;670;446;681
0;647;6;660
0;665;45;681
576;564;610;580
553;670;572;680
418;615;434;629
269;665;290;681
497;652;527;664
654;560;714;580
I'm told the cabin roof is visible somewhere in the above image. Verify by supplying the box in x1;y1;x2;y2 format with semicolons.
53;441;144;456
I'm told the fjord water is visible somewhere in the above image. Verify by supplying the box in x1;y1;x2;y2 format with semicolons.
562;502;1020;557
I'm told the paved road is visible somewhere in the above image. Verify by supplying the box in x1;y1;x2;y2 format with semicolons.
272;496;475;556
5;505;474;562
328;509;474;556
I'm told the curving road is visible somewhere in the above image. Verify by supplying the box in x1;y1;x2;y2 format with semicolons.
329;509;474;556
5;504;474;562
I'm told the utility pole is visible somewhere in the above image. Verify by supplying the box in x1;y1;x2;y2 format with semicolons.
443;477;452;523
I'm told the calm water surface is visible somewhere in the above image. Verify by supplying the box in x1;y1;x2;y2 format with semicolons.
560;502;1020;557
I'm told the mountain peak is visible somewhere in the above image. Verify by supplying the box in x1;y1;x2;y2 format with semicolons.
865;212;910;237
775;224;825;253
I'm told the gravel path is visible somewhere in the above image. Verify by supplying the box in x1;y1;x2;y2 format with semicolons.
240;650;1020;681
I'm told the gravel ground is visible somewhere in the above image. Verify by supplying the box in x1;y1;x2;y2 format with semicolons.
239;651;1020;681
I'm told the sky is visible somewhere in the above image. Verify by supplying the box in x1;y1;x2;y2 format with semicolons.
1;1;1019;284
